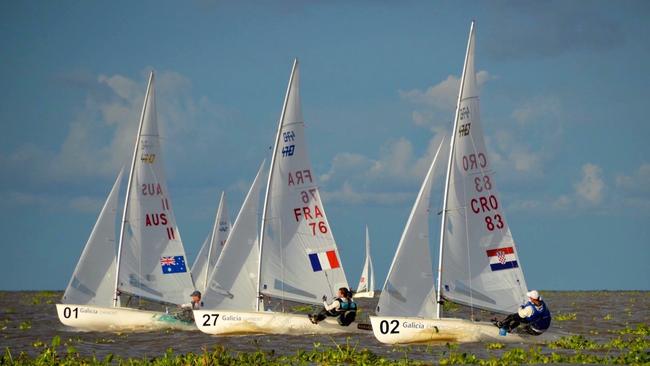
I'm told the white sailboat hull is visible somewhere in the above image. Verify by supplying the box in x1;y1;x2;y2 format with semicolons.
370;316;555;344
194;309;364;336
353;291;375;298
56;304;195;332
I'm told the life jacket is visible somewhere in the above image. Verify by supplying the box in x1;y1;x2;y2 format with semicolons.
523;300;551;332
334;297;357;326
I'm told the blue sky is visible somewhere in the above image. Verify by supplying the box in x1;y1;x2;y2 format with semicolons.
1;1;648;291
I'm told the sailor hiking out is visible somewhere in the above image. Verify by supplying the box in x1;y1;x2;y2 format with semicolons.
309;287;357;326
494;290;552;335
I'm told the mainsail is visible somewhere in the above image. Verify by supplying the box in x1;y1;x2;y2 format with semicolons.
63;169;123;307
438;23;527;315
355;226;374;294
115;72;195;305
203;162;266;310
192;192;231;293
376;140;445;318
258;60;349;306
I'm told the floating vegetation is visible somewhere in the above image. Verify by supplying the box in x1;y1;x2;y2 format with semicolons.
609;323;649;336
2;333;649;366
485;342;505;350
555;312;577;321
18;321;31;330
603;313;613;320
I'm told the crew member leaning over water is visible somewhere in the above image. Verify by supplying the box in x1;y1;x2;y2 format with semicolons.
494;290;552;335
309;287;357;326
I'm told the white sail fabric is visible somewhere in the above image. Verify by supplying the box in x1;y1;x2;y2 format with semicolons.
116;73;195;305
259;60;349;306
204;162;265;310
376;141;445;318
439;25;527;314
63;170;123;306
192;192;231;293
356;226;374;293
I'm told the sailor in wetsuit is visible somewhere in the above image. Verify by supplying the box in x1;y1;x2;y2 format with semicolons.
309;287;357;326
494;290;552;335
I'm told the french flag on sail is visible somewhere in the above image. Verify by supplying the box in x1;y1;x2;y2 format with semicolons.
308;250;341;272
486;247;518;271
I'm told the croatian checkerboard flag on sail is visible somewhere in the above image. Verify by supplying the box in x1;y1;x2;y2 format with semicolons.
486;247;519;271
308;250;341;272
160;255;187;274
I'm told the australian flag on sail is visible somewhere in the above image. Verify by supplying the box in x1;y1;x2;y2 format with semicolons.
160;256;187;274
308;250;341;272
486;247;518;271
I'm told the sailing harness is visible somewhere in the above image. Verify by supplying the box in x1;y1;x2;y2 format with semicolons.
330;297;357;326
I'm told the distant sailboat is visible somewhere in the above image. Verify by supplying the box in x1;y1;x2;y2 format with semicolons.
201;161;265;312
370;22;552;344
354;226;375;298
192;192;231;293
195;59;361;335
57;72;196;331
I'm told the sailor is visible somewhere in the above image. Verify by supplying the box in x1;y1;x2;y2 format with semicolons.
309;287;357;326
174;290;203;322
494;290;551;335
180;290;204;310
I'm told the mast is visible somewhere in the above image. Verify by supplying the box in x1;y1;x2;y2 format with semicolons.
256;59;299;311
436;21;474;319
113;71;154;307
205;191;225;292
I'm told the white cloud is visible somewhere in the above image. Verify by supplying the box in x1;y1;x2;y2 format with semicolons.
575;163;605;205
616;163;650;194
615;163;650;210
321;182;414;206
318;132;448;207
400;70;493;111
1;69;225;185
511;96;561;125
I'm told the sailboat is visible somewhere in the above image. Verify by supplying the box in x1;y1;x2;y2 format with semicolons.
353;226;375;298
370;22;552;344
195;59;361;335
191;192;231;293
56;72;196;331
196;162;265;318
